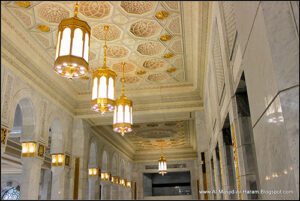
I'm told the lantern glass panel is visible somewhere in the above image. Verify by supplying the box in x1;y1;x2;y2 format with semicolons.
92;78;98;100
108;77;114;100
125;105;130;123
113;108;117;124
60;28;71;56
55;31;61;59
117;105;123;123
99;76;107;98
22;143;28;153
72;28;83;57
130;107;133;124
84;33;89;62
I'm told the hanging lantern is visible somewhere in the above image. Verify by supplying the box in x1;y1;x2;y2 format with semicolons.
54;2;91;79
113;62;133;136
91;26;116;114
158;147;167;176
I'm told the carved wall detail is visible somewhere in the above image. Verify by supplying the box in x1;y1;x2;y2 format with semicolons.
168;17;181;34
143;59;165;70
12;9;31;27
36;2;69;23
170;40;183;53
92;24;121;41
120;1;155;15
121;76;140;84
79;1;111;19
1;75;13;123
107;46;129;58
137;42;163;56
130;20;160;37
164;2;179;11
112;62;136;73
147;73;168;82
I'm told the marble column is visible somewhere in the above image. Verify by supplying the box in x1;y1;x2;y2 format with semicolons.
119;186;125;200
51;166;66;200
111;184;119;200
88;177;100;200
125;187;132;200
101;181;111;200
233;1;299;199
220;127;237;200
40;169;52;200
20;157;43;200
233;95;259;200
212;150;222;199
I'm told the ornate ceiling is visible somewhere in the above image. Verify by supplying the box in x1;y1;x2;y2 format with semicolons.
2;1;211;159
3;1;187;91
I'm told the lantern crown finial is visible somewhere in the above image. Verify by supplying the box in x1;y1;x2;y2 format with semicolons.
74;1;79;18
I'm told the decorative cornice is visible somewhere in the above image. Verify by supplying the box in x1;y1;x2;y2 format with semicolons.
1;46;74;116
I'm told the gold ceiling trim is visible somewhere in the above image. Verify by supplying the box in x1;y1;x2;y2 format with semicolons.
155;10;169;20
16;1;31;8
37;25;50;32
160;35;172;41
164;52;174;58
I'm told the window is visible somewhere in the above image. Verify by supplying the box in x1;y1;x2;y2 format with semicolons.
1;187;20;200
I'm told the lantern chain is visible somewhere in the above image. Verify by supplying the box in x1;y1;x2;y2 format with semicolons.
121;62;125;96
74;1;79;18
103;26;109;67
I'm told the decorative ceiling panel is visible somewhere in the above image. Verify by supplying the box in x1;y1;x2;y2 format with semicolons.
4;1;187;92
122;120;190;151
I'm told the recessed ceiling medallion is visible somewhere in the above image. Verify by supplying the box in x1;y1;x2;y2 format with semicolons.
155;11;169;19
167;67;176;73
37;25;50;32
160;35;172;41
164;52;174;58
16;1;31;8
137;70;146;75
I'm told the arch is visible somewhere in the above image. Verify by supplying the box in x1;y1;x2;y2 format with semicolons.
102;150;108;171
88;141;97;167
12;98;35;141
49;118;63;154
10;104;22;137
120;159;125;178
111;153;118;176
126;162;131;180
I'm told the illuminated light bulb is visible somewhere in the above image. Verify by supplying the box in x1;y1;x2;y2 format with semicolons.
56;65;61;69
80;70;85;74
63;63;68;67
73;63;78;67
80;66;85;71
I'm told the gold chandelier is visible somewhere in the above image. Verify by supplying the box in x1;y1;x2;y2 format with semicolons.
158;146;167;176
113;62;133;136
91;26;116;114
54;1;91;79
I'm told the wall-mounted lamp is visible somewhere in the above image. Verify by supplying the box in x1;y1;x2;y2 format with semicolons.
126;181;132;188
51;154;65;166
119;178;126;187
88;168;99;177
111;176;120;184
21;142;37;157
101;172;111;181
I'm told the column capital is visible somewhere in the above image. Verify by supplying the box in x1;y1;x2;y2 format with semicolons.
101;180;111;186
